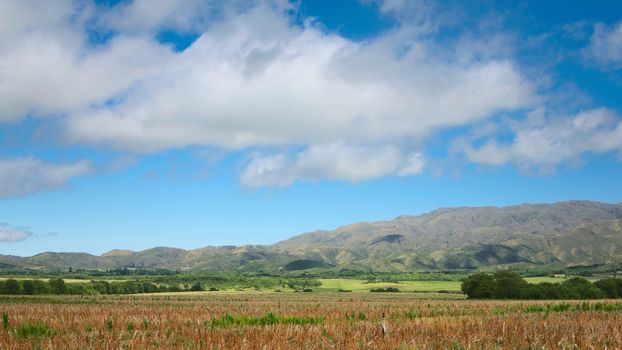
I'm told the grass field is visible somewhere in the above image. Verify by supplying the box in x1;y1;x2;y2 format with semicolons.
316;276;596;293
0;275;598;292
317;278;462;293
2;293;622;349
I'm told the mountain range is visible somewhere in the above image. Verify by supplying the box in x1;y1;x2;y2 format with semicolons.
3;200;622;271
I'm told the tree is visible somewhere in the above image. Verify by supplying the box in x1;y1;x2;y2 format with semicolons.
5;279;20;294
48;278;66;294
562;277;603;299
92;281;111;294
524;282;567;299
594;278;622;298
461;273;495;299
190;282;204;291
22;280;35;295
31;280;48;294
493;270;528;299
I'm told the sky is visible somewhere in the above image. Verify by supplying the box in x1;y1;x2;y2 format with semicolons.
1;0;622;256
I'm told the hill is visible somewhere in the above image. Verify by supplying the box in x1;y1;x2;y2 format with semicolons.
2;200;622;271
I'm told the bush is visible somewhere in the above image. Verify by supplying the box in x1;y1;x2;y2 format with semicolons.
190;282;204;291
370;287;400;293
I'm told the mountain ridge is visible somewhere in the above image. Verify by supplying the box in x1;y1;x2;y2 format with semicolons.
3;200;622;271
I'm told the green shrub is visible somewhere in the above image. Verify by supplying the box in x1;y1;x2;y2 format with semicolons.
370;287;400;292
14;322;54;338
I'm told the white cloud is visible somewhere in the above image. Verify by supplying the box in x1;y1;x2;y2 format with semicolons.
63;5;533;186
0;223;32;242
455;108;622;170
96;0;211;34
361;0;433;22
0;0;75;43
0;157;92;198
585;21;622;69
0;1;536;186
241;143;425;187
0;34;175;122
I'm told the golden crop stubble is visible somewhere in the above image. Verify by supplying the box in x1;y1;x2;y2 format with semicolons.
1;294;622;349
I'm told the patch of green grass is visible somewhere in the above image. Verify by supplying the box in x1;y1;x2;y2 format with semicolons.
14;322;55;338
405;308;419;320
318;278;462;293
524;276;599;284
524;277;565;284
345;311;367;321
209;312;324;328
521;302;622;313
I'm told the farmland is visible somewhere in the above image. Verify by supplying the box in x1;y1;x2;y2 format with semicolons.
2;292;622;349
315;276;576;293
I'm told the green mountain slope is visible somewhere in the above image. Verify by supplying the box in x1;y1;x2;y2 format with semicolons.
3;201;622;271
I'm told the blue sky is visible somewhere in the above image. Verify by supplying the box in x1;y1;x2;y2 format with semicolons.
1;0;622;256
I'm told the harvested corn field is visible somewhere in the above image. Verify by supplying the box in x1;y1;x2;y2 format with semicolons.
2;293;622;349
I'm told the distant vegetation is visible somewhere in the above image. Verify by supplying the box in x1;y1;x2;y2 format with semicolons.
2;266;622;296
0;278;165;295
0;271;322;295
461;270;622;299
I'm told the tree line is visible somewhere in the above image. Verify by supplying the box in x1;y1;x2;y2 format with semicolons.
462;270;622;299
0;278;171;295
0;275;323;295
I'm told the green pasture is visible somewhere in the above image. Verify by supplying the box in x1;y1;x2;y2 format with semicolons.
316;278;462;292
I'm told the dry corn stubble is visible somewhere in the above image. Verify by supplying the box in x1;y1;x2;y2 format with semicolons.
1;293;622;349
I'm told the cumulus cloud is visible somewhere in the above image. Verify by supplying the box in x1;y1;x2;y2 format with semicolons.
64;5;534;150
241;143;425;187
0;24;175;121
453;108;622;171
0;223;32;242
96;0;212;34
585;20;622;69
0;157;92;198
0;0;537;186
